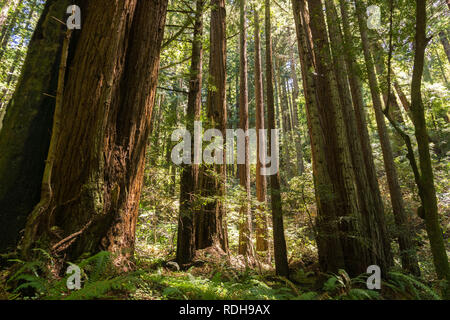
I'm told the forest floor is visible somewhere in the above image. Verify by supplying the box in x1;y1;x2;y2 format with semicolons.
0;221;447;300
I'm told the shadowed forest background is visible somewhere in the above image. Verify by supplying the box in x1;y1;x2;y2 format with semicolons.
0;0;449;300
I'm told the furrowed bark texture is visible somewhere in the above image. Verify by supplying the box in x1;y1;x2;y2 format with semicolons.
195;0;228;252
237;0;253;260
177;0;204;265
22;0;168;264
253;8;268;253
266;0;289;277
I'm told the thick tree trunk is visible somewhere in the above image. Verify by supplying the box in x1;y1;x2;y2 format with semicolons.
253;8;269;254
410;0;450;298
237;0;253;261
0;0;75;254
265;0;289;277
195;0;228;252
292;0;346;273
324;0;395;275
306;0;374;275
22;0;168;265
176;0;204;266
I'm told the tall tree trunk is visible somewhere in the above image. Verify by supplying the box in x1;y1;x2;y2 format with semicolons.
265;0;289;277
176;0;204;266
410;0;450;298
195;0;228;252
253;8;268;254
237;0;253;261
278;64;292;180
292;0;346;273
0;0;75;254
22;0;168;264
394;81;411;114
288;48;304;175
439;31;450;64
371;41;406;125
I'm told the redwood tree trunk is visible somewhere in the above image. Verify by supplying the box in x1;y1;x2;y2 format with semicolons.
265;0;289;277
292;0;345;273
237;0;253;261
195;0;228;252
253;8;268;254
176;0;204;266
22;0;168;264
288;48;305;175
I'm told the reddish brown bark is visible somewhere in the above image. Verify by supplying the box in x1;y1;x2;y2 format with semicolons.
266;0;289;277
22;0;168;264
254;8;268;254
177;0;204;265
195;0;228;252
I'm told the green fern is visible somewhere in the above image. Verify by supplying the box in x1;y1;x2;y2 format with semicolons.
386;272;441;300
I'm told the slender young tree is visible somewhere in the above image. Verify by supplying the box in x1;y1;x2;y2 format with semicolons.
338;0;419;275
265;0;289;277
356;0;416;275
409;0;449;298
